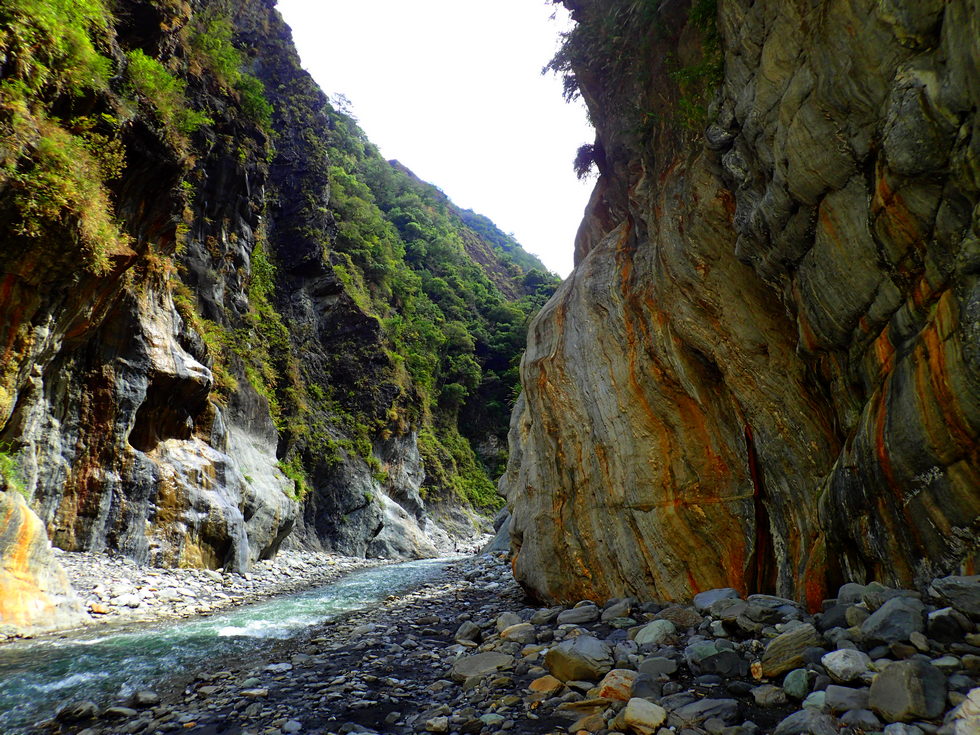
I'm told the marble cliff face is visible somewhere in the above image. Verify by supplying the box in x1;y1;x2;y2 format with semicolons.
502;0;979;608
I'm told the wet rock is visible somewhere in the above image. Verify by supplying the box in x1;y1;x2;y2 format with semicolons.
126;690;161;709
869;660;946;722
56;701;98;723
840;708;882;730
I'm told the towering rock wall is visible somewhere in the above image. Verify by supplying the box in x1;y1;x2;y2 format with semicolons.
503;0;979;609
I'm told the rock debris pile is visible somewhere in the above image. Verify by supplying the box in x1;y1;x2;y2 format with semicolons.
42;556;979;735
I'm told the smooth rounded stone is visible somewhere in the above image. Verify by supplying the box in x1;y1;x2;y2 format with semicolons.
597;669;639;702
840;708;882;730
602;599;633;622
530;607;562;625
557;604;600;626
639;656;678;677
783;668;811;700
634;619;677;646
56;701;99;723
455;620;482;644
669;699;739;728
495;612;521;632
772;710;838;735
451;652;514;683
931;655;961;672
931;576;980;619
822;649;873;682
751;684;788;707
825;684;870;713
838;583;868;605
500;623;536;645
694;588;741;612
126;690;160;709
803;691;826;710
869;660;946;722
543;635;613;682
623;697;667;735
762;624;822;677
282;721;302;734
861;597;926;644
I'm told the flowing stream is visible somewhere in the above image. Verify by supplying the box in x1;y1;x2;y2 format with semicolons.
0;557;458;733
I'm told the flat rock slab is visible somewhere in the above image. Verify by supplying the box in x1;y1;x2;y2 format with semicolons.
450;652;514;682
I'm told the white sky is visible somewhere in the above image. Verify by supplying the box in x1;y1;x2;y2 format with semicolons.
274;0;594;277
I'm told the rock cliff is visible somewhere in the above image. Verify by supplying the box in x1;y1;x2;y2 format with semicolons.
0;0;553;630
503;0;979;608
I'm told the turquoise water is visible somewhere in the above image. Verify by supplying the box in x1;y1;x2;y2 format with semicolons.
0;557;456;733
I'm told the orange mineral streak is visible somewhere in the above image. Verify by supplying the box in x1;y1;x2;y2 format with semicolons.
0;500;56;627
873;173;926;260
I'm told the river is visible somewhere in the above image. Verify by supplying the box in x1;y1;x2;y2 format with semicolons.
0;557;458;733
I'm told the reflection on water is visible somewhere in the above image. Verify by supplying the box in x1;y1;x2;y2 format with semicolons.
0;557;455;733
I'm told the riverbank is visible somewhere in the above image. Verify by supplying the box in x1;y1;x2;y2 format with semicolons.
44;549;385;634
25;553;980;735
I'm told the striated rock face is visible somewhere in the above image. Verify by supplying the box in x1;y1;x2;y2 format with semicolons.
503;0;979;607
0;491;84;633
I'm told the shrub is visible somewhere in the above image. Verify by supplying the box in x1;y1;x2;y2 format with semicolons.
10;121;130;273
126;49;211;139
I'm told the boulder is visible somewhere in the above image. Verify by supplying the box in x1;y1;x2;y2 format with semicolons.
543;635;613;682
861;597;926;644
762;624;822;677
634;619;676;646
869;660;946;722
822;649;872;683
